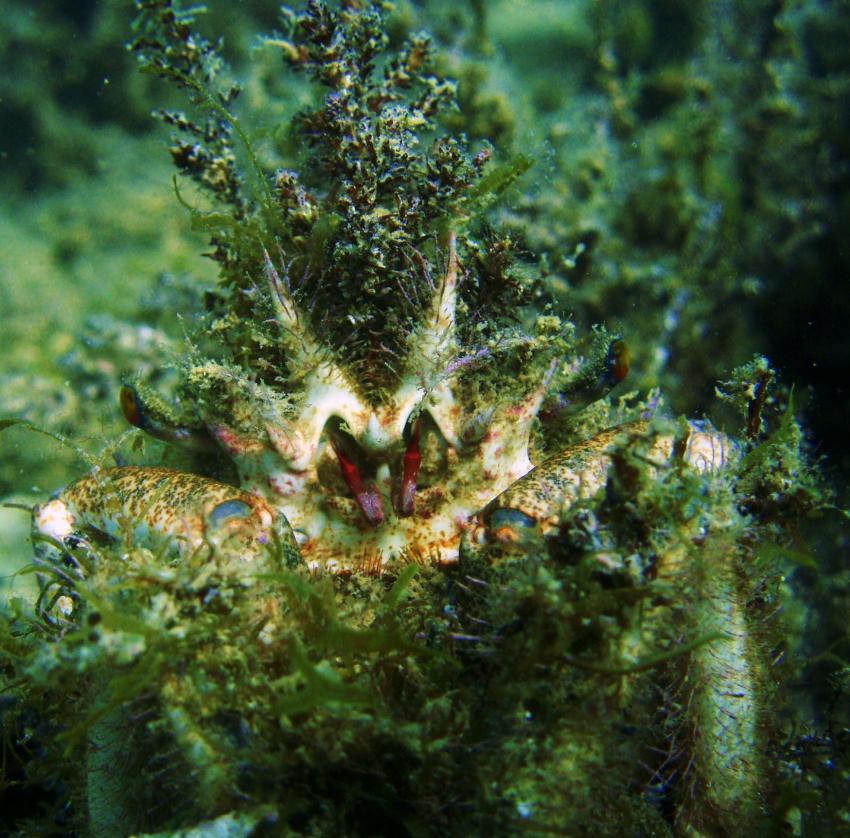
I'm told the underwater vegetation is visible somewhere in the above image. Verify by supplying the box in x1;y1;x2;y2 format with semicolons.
0;0;848;835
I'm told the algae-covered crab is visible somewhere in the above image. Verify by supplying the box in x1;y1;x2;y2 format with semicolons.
20;2;811;835
33;232;729;573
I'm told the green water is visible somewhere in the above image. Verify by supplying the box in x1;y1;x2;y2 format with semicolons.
1;1;847;834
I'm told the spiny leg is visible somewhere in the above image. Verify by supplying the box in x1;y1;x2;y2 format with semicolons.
33;466;301;568
463;420;765;831
31;467;301;833
465;419;735;546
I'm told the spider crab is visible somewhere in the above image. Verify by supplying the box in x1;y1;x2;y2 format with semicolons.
32;233;731;575
29;228;756;834
23;2;774;832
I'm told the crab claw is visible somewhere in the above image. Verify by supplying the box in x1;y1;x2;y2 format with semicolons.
120;384;215;451
545;336;631;420
329;437;385;525
397;418;422;516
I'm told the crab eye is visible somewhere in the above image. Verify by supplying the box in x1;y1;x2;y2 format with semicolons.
552;335;632;418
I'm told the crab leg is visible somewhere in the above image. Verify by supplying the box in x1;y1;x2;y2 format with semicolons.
119;385;216;451
551;337;631;417
465;419;765;831
470;423;645;545
468;419;735;546
33;466;300;565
